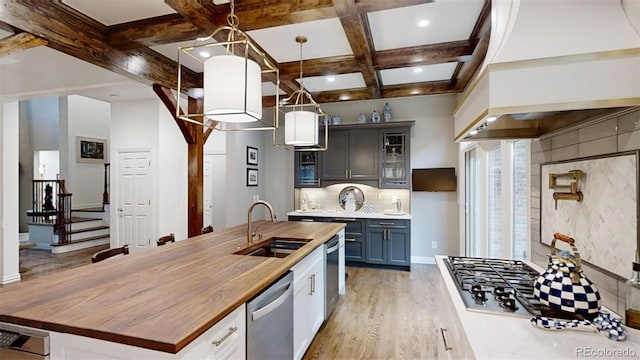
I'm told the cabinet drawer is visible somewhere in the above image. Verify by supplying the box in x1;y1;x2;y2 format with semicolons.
288;216;327;222
344;236;365;262
332;217;365;235
366;219;409;228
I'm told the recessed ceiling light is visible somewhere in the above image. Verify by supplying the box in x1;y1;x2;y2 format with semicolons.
414;67;423;74
199;51;211;58
470;129;478;135
418;20;429;27
327;76;336;82
486;115;498;122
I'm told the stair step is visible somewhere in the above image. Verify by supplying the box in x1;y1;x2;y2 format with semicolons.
67;225;109;235
51;234;110;246
69;216;101;223
50;234;110;254
72;207;104;213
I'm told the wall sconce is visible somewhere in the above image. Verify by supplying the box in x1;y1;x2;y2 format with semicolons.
549;169;585;210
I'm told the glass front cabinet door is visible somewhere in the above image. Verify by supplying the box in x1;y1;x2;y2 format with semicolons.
380;128;410;189
295;151;320;187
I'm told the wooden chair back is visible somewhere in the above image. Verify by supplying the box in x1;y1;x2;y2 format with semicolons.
157;233;175;246
201;225;214;234
91;245;129;263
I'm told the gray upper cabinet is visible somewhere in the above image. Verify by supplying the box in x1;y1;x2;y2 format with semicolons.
380;126;411;189
320;128;378;185
294;151;320;188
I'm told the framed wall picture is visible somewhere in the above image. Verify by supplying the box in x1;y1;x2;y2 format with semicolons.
76;136;108;163
247;168;258;187
247;146;258;166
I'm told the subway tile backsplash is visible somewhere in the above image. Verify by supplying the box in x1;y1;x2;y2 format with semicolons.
530;107;640;317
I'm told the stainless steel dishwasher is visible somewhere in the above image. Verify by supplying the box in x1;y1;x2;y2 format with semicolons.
0;322;49;359
247;271;294;360
324;235;340;320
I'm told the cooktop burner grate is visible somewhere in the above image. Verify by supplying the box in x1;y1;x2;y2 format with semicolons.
445;256;586;319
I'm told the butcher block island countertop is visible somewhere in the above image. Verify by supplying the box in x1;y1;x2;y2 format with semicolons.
0;220;345;354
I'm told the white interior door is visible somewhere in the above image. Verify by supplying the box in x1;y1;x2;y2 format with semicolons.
118;151;152;250
203;155;214;228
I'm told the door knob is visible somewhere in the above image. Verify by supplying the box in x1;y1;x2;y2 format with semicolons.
117;208;123;212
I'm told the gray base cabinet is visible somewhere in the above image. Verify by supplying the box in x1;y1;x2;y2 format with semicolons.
365;219;410;267
333;218;366;262
289;215;410;269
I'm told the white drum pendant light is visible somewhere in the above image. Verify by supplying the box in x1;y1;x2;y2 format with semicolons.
204;54;261;123
285;110;318;145
176;0;279;131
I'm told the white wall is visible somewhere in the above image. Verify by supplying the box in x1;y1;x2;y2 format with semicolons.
224;130;267;228
204;130;228;232
111;99;188;244
63;95;110;208
157;103;188;240
1;101;21;284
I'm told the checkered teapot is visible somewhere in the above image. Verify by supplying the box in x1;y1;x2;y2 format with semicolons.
533;233;602;316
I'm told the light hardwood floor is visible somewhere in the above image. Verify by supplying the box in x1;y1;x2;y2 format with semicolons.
304;265;438;360
14;248;438;359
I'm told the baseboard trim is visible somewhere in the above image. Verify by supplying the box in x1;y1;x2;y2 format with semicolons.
1;273;21;284
411;256;436;265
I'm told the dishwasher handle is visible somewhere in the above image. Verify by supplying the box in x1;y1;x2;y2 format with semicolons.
326;243;339;254
325;236;340;254
251;281;293;322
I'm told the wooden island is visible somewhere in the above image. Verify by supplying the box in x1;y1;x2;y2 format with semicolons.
0;220;345;358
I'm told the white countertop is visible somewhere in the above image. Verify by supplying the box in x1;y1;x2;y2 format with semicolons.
287;210;412;220
435;255;640;359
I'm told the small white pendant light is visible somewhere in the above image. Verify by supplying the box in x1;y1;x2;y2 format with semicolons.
274;36;328;151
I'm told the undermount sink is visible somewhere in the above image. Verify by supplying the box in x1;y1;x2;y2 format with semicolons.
234;237;311;258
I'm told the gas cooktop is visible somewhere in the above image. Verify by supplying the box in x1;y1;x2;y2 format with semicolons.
445;256;584;319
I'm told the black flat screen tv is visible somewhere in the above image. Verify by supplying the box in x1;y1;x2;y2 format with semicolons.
411;168;457;192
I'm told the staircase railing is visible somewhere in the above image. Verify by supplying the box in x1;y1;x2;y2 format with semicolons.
56;192;72;245
29;179;73;244
103;163;110;205
29;179;64;223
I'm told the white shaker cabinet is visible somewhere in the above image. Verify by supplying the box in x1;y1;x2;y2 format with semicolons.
50;304;246;360
292;245;325;360
435;266;473;360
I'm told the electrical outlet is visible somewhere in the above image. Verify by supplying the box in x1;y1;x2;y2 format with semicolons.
432;241;438;249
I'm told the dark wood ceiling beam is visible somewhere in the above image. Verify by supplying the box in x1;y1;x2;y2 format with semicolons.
312;79;455;103
452;0;491;91
314;88;371;103
355;0;433;12
374;40;474;70
0;32;47;58
152;84;195;144
333;0;380;98
0;0;199;90
381;80;457;98
278;55;360;80
108;14;204;50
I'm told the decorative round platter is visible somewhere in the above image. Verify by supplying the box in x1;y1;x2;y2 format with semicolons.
338;186;365;211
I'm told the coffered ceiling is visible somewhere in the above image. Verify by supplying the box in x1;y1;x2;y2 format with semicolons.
0;0;490;105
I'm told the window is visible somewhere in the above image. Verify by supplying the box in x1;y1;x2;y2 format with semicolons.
511;140;529;260
487;147;502;258
465;148;478;257
461;140;530;260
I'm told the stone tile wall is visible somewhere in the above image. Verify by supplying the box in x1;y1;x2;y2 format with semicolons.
530;107;640;316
